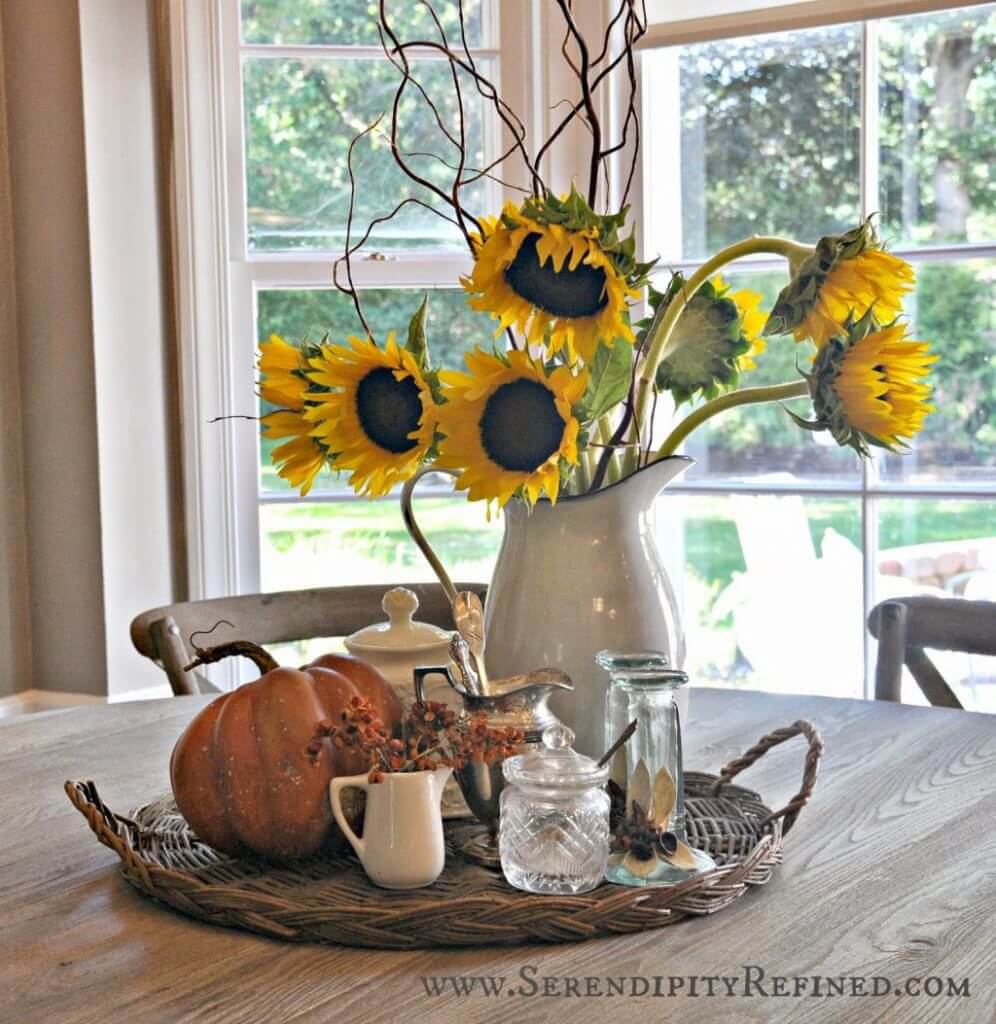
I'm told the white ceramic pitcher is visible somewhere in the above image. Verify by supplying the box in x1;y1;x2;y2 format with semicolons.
330;769;451;889
484;457;693;757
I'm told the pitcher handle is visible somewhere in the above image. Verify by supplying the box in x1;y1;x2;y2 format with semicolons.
401;466;459;604
413;665;465;703
329;776;369;859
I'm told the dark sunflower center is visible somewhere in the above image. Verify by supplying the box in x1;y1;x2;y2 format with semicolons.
504;233;608;318
355;367;422;454
479;379;566;473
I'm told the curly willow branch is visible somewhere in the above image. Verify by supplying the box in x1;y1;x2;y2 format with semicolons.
332;115;383;338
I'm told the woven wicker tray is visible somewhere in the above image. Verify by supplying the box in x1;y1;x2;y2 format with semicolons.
65;720;821;949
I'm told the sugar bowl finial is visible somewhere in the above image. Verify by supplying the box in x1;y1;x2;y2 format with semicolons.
382;586;419;626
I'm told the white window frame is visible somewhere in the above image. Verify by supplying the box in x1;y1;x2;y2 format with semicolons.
639;4;996;696
168;0;993;699
168;0;555;614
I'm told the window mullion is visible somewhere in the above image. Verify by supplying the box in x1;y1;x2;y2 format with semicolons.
860;19;880;220
859;19;882;699
247;253;475;289
239;43;500;61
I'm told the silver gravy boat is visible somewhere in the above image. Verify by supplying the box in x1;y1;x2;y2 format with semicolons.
414;663;573;866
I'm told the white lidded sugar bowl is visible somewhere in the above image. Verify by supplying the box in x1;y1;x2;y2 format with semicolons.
344;587;452;702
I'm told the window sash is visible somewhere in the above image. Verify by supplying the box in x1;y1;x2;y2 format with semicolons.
640;5;995;697
639;0;994;48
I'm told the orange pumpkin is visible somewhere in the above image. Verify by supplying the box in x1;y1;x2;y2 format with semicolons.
170;647;402;862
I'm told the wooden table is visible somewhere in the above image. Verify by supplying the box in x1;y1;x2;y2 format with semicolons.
2;689;995;1024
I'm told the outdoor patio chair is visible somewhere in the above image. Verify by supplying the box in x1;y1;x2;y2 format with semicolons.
867;596;996;709
131;582;485;696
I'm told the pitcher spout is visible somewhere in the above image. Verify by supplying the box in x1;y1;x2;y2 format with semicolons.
579;455;693;510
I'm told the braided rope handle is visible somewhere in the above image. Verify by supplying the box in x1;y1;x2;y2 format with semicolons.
711;720;823;836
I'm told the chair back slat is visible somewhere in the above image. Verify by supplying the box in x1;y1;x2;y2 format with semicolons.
869;596;996;656
868;596;996;709
131;581;486;696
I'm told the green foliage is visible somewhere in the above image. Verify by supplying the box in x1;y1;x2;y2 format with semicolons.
678;25;862;256
405;294;430;369
878;8;996;243
576;340;633;422
241;0;483;48
242;0;489;251
677;8;996;471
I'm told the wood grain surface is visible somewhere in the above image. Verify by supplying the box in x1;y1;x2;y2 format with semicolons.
2;689;995;1024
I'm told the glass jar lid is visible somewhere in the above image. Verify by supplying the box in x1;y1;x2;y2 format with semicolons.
502;724;609;791
596;649;688;686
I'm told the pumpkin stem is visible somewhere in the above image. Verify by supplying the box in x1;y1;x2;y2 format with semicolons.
184;641;279;676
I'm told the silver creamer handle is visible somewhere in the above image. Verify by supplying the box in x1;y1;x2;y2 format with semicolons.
400;466;460;605
413;665;465;704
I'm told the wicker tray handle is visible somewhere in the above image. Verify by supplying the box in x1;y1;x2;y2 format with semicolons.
711;719;823;835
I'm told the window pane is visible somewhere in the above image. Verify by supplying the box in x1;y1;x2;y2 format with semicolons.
879;4;996;246
877;258;996;485
260;497;501;591
662;493;863;696
241;0;485;48
663;24;860;261
663;268;861;484
244;56;491;251
257;287;493;494
874;498;996;711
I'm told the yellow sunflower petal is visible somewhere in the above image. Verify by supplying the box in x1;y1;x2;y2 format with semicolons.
435;348;585;508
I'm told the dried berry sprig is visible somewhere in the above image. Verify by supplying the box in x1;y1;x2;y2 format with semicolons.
307;697;524;783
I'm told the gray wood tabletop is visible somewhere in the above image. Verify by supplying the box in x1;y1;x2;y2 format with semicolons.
2;688;995;1024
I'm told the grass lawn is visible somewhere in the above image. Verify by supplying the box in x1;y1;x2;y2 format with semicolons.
261;494;995;601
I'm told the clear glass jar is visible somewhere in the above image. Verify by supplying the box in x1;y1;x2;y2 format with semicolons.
598;650;715;886
499;724;610;894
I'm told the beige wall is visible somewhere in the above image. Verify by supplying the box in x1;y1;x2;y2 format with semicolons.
0;0;178;697
0;11;31;698
1;0;107;696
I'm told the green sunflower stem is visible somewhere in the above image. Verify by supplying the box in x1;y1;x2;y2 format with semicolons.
596;416;621;485
626;235;810;476
574;449;594;494
654;380;811;459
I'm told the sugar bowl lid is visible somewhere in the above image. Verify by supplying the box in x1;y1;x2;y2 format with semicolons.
502;724;608;790
344;587;450;654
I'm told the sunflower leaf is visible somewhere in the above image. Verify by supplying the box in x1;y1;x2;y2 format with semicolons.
406;295;431;370
782;406;826;433
577;341;633;422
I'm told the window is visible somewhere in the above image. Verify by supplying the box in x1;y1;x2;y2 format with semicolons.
177;1;993;698
207;1;523;613
643;3;996;704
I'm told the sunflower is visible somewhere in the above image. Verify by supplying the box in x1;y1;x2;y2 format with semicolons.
305;333;437;498
262;409;327;496
435;348;587;507
462;191;647;364
719;277;767;371
765;219;915;348
653;274;754;405
791;309;936;455
258;333;312;409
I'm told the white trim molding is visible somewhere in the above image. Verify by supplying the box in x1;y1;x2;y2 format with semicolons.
640;0;995;47
169;0;256;605
0;690;103;721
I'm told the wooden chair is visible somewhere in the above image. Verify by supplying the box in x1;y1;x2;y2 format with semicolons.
131;582;486;696
867;596;996;708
